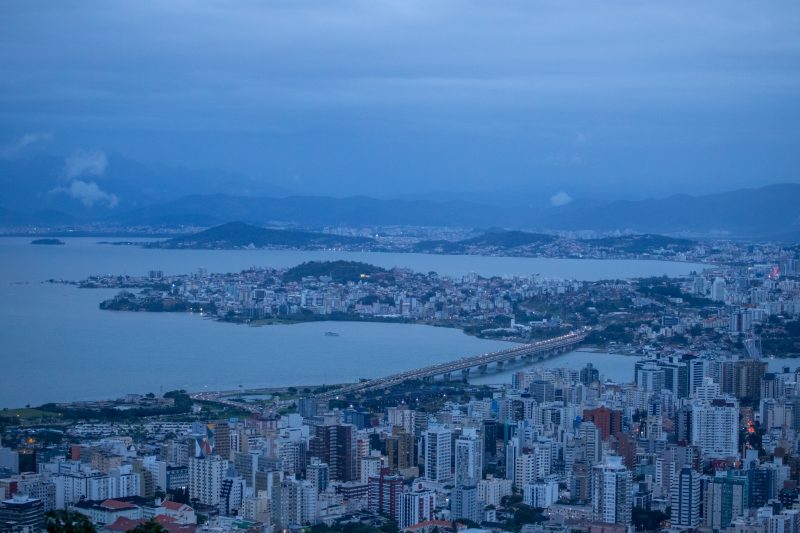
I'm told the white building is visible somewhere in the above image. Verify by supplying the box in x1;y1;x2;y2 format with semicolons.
188;455;227;507
423;425;452;483
477;476;513;507
523;476;559;509
591;456;631;526
671;466;701;529
691;398;739;459
400;484;436;528
454;429;482;486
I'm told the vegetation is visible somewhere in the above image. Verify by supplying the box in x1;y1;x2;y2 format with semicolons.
414;229;554;254
147;221;373;249
631;507;669;532
585;323;636;345
636;277;715;307
460;230;555;248
31;238;65;245
761;319;800;357
45;510;97;533
310;520;399;533
100;291;215;313
126;520;168;533
588;234;695;254
283;260;391;283
36;390;193;421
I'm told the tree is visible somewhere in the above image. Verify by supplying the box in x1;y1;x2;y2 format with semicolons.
631;507;668;532
380;521;400;533
126;520;168;533
45;510;97;533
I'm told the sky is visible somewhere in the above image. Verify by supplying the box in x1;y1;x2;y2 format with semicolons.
1;1;799;204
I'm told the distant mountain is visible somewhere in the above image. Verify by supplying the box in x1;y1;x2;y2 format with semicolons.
108;184;800;240
146;222;373;249
0;153;290;218
109;194;521;228
3;164;800;241
543;184;800;238
0;206;77;226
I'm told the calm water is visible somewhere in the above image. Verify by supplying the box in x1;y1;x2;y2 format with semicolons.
0;237;711;408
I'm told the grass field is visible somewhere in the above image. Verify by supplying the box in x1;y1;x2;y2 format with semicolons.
0;407;62;420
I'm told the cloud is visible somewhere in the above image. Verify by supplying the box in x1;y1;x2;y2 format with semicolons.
550;191;573;207
51;150;118;207
64;150;107;179
50;180;119;208
0;132;53;158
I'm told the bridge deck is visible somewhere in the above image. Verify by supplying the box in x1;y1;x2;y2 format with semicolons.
317;330;586;400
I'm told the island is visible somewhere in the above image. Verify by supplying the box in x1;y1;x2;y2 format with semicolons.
136;221;705;261
31;238;65;245
143;221;373;250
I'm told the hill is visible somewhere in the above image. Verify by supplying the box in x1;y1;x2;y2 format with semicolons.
414;230;555;254
108;194;516;229
582;234;696;254
283;261;391;283
145;222;373;249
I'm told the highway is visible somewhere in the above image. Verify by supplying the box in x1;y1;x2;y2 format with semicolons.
316;330;587;400
189;330;586;410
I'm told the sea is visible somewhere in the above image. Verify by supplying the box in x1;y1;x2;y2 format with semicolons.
0;236;773;408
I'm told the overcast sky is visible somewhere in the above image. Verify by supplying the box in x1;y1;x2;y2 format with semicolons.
1;1;799;201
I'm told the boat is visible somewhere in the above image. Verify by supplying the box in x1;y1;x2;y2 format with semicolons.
324;331;340;337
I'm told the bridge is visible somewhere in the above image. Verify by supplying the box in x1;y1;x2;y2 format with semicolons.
316;330;587;400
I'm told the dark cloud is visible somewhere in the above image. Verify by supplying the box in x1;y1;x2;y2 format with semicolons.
1;1;798;200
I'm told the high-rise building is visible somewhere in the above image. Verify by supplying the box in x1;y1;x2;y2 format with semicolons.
360;456;382;485
530;380;555;403
514;445;551;489
454;429;482;486
189;455;228;507
0;495;43;532
220;467;246;516
635;362;665;392
582;407;622;440
591;456;632;526
214;421;231;461
578;422;602;465
368;468;404;522
400;484;436;529
482;420;498;461
571;460;591;502
580;363;599;385
690;398;739;459
451;484;481;524
386;427;414;472
712;277;727;302
523;476;559;509
734;359;768;405
306;459;330;494
670;466;701;529
705;471;749;531
233;451;260;488
423;425;452;483
477;476;513;507
748;467;775;508
310;422;356;482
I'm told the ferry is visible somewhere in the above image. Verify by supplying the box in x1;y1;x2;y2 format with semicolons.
324;331;340;337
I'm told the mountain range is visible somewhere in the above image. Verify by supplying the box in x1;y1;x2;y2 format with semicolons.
109;184;800;240
0;151;798;240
